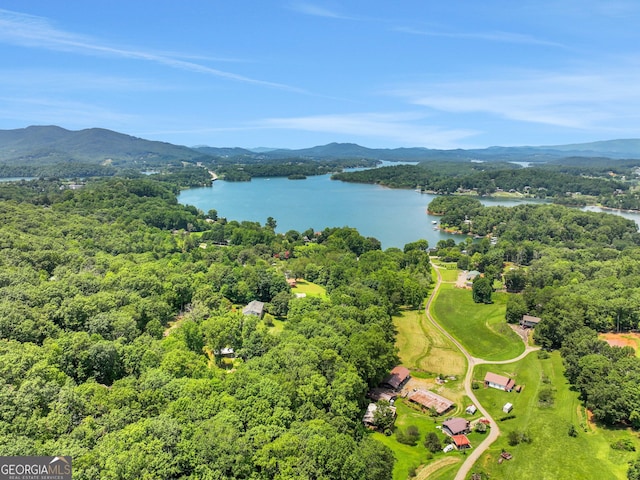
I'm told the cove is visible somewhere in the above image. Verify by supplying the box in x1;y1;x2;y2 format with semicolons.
178;174;539;249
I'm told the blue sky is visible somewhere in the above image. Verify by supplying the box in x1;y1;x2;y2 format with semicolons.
0;1;639;149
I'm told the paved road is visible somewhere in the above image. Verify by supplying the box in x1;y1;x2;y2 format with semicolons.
424;265;539;480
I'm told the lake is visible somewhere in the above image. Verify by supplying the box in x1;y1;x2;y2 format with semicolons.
178;175;543;249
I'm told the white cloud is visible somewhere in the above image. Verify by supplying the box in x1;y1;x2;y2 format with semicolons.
289;2;350;19
0;9;303;92
252;112;478;148
395;26;566;48
390;67;640;132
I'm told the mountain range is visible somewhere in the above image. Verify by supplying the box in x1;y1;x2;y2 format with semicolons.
1;126;640;168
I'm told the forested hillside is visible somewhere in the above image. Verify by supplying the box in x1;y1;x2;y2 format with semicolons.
0;176;432;479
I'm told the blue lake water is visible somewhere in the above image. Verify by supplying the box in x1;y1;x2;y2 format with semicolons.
179;174;640;249
178;175;542;249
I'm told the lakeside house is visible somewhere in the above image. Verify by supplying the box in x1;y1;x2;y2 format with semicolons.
520;315;541;328
484;372;515;392
242;300;265;318
408;389;455;415
381;366;411;391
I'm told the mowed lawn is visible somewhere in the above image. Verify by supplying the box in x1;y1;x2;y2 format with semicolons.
291;279;327;298
394;308;466;377
431;284;523;361
471;352;640;479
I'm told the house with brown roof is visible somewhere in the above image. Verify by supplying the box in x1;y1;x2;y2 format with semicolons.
381;366;411;391
442;417;470;436
484;372;515;392
408;389;454;415
520;315;541;328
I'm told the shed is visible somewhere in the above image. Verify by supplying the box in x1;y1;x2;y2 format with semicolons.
503;402;513;413
362;402;396;428
408;389;454;415
381;366;411;390
465;405;477;415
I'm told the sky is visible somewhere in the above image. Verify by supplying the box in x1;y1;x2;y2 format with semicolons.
0;1;639;150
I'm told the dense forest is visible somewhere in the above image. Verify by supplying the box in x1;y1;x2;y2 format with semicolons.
429;196;640;436
332;163;631;201
0;175;434;479
216;158;378;181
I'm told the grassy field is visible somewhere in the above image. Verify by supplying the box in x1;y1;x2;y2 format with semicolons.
470;351;640;479
372;400;477;480
431;284;524;361
394;308;466;377
291;279;327;298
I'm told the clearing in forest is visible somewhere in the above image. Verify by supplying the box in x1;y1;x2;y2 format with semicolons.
430;284;523;361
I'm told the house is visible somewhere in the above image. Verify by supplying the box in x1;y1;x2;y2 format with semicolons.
408;389;454;415
520;315;541;328
451;434;471;450
503;402;513;413
243;300;265;318
381;366;411;390
362;402;396;428
465;405;477;415
442;417;470;436
484;372;515;392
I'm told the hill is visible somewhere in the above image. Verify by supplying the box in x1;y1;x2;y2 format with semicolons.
0;125;210;168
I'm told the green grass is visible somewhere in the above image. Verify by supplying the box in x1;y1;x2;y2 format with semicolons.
291;279;327;298
430;284;524;361
437;267;460;282
393;308;466;377
471;352;640;479
372;401;467;480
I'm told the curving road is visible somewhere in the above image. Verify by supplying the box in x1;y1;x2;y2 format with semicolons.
424;264;539;480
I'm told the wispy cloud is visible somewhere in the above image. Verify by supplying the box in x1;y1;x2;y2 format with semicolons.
390;66;640;132
396;26;566;48
289;2;351;20
252;112;478;148
0;96;137;126
0;9;304;92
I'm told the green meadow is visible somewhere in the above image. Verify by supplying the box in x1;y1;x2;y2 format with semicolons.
431;284;524;361
471;352;640;479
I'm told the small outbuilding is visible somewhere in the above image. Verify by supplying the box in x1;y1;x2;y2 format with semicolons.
452;434;472;450
503;402;513;414
362;402;396;429
465;405;477;415
381;366;411;391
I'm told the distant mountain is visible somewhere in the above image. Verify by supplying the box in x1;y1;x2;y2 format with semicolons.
3;126;640;173
0;125;210;167
198;141;640;162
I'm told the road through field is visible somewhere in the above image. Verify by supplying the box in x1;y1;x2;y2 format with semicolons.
425;265;539;480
